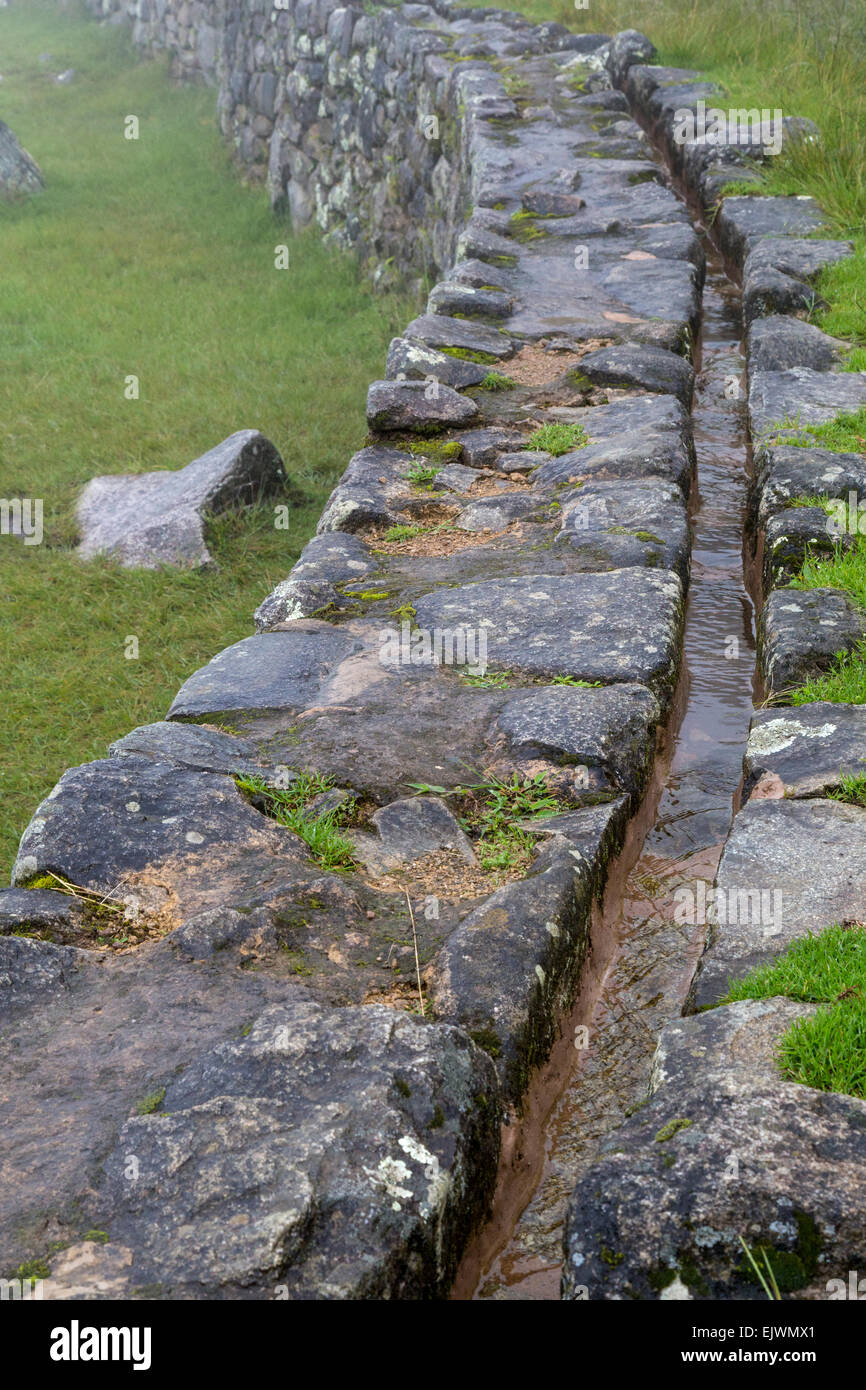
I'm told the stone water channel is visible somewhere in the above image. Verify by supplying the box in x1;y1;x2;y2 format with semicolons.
6;7;866;1300
460;203;758;1301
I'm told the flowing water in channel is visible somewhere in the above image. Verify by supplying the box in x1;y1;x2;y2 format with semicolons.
460;240;759;1300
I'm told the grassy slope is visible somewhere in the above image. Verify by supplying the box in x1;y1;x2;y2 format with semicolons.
0;1;416;871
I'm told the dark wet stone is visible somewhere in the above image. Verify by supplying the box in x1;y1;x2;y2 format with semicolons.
499;451;547;473
521;190;585;217
715;196;827;266
403;313;514;359
492;683;660;799
352;796;477;876
606;30;656;85
0;887;86;945
366;380;478;434
76;431;286;569
0;117;43;198
385;336;489;389
578;344;694;404
109;721;271;780
41;998;502;1299
742;237;851;323
564;1000;866;1301
437;462;479;493
316;445;416;534
688;798;866;1009
762;506;851;593
452;426;525;467
0;934;82;1014
11;756;308;914
743;267;823;323
413;569;684;697
254;532;376;629
758;586;866;696
533;427;693;495
429;812;624;1104
427;282;513;318
744;236;853;285
750;444;866;531
456;493;547;531
749;367;866;440
744;702;866;800
168;625;362;720
747;316;846;373
555;477;690;578
447;258;508;290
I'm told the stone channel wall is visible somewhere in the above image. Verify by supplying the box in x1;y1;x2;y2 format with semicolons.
563;59;866;1301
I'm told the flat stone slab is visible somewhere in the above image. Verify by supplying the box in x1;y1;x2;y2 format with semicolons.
533;428;694;494
688;798;866;1008
77;430;285;568
351;795;477;875
577;343;694;404
0;118;43;198
109;721;273;780
412;569;684;696
490;682;660;799
386;335;488;389
742;241;852;325
456;492;547;531
751;444;866;531
744;702;866;800
563;1001;866;1301
0;887;85;946
429;818;624;1102
167;624;362;720
747;316;846;374
403;313;514;359
758;586;866;695
650;996;815;1096
48;1000;500;1299
750;367;866;441
715;195;827;266
366;379;478;434
11;756;310;920
555;477;689;577
762;505;849;592
316;444;417;534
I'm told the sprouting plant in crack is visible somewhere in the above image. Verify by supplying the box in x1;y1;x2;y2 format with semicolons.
403;461;443;490
235;772;358;871
526;421;589;455
406;770;563;873
738;1237;782;1300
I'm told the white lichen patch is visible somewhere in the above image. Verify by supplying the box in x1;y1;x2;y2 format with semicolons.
398;1135;450;1217
747;717;836;757
660;1273;692;1300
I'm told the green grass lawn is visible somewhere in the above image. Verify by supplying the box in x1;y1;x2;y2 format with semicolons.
0;0;416;872
723;925;866;1100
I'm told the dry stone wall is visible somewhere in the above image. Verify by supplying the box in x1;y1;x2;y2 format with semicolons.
84;0;602;282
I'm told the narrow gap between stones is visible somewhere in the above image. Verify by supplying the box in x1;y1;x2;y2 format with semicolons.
454;109;759;1303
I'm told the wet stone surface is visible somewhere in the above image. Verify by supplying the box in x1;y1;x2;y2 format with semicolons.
2;17;706;1300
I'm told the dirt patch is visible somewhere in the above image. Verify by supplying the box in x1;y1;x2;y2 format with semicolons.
368;523;516;558
361;977;430;1015
506;339;613;387
466;473;532;497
